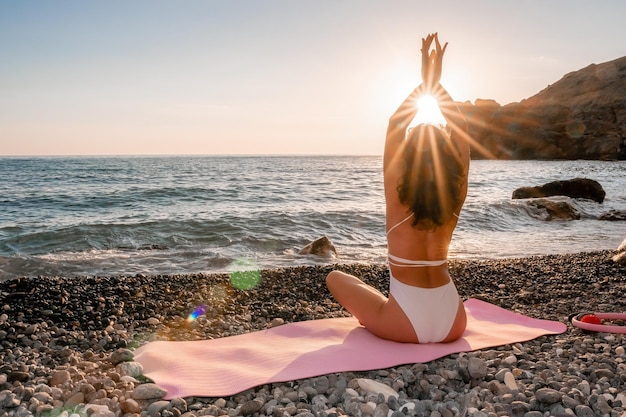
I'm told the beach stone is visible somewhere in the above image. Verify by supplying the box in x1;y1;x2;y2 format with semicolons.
487;380;508;396
116;361;143;377
2;392;20;408
238;399;264;415
561;394;580;409
509;401;530;414
593;395;612;414
8;371;29;382
120;398;142;414
468;357;488;379
494;368;508;381
356;378;398;401
49;370;71;387
503;372;517;391
65;392;85;407
578;380;591;395
549;403;567;416
593;368;615;380
120;375;139;384
82;404;115;417
110;348;134;364
170;397;188;412
427;374;447;386
502;354;517;366
359;402;375;415
574;404;595;417
311;376;330;394
269;318;284;327
535;387;562;404
311;395;327;412
147;400;171;417
132;383;167;400
373;403;389;417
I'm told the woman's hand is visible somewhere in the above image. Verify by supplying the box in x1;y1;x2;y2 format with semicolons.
421;33;448;91
421;33;435;85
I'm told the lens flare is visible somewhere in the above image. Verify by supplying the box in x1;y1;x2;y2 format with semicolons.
229;257;261;290
186;304;207;323
412;95;446;127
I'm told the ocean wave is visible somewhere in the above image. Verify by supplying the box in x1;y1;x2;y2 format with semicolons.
0;157;624;281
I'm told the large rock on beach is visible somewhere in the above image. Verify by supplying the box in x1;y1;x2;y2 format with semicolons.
298;236;337;258
462;55;626;160
512;178;605;203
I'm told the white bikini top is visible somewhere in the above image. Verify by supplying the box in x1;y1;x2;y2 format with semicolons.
386;211;456;267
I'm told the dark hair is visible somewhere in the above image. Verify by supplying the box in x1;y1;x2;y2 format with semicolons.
396;124;466;230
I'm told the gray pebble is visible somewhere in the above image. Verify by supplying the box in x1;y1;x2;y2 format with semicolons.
468;357;488;379
110;348;134;365
534;387;562;404
238;399;264;416
574;404;596;417
132;383;168;400
116;361;143;377
148;400;171;417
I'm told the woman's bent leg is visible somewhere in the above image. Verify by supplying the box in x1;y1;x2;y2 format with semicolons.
325;270;418;342
326;270;387;322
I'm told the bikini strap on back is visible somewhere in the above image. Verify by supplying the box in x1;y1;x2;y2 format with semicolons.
386;212;414;236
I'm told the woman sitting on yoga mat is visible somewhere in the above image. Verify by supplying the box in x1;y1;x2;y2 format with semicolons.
326;33;470;343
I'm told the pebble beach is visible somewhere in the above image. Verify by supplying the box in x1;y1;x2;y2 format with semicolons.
1;250;626;417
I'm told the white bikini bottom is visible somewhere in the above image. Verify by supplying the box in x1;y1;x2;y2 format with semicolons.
389;272;460;343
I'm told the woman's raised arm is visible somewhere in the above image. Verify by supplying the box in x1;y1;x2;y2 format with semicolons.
384;85;424;168
433;83;470;163
385;34;440;170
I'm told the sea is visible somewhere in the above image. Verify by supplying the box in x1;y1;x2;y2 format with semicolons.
0;156;624;282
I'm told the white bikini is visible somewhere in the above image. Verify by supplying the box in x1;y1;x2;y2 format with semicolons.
386;212;461;343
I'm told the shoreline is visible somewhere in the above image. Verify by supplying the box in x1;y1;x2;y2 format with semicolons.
1;250;625;416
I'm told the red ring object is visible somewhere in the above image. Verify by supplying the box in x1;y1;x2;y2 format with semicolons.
580;314;603;324
571;312;626;333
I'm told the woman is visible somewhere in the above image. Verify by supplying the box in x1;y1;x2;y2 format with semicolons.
326;33;470;343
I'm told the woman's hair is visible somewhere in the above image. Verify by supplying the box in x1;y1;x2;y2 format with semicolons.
396;124;466;230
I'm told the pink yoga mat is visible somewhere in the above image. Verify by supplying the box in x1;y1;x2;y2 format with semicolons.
134;298;566;399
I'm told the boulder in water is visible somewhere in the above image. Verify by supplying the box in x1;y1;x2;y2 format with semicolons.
298;236;337;258
599;210;626;221
527;198;581;221
512;178;605;203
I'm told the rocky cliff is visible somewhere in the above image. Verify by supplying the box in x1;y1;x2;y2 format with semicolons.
461;56;626;160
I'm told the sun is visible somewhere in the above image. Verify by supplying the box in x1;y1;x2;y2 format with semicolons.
411;95;446;127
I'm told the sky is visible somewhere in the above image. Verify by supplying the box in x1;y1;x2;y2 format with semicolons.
1;1;625;156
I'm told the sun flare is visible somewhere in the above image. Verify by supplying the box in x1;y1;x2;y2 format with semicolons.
412;95;446;127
